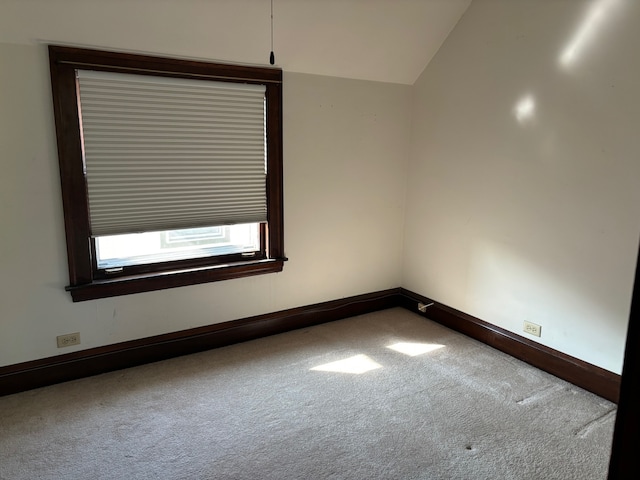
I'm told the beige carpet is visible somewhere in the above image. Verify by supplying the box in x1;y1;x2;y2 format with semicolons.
0;308;615;479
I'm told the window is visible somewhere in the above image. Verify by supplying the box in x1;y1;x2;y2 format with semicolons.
49;46;285;302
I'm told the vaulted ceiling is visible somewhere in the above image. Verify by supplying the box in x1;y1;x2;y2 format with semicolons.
1;0;472;85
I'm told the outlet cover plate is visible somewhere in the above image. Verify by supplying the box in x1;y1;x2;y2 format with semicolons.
523;321;542;337
57;332;80;348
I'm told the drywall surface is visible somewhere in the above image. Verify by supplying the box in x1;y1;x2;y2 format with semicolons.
403;0;640;374
0;0;470;85
0;43;410;367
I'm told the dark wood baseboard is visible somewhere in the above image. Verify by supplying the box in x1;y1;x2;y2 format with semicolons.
0;289;401;397
0;286;620;403
398;288;621;403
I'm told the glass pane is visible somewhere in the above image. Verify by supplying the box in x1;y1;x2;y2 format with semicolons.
95;223;260;269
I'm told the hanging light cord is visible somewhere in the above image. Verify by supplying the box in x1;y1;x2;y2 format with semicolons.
270;0;275;65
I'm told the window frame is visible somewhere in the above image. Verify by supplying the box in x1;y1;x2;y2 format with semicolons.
48;45;285;302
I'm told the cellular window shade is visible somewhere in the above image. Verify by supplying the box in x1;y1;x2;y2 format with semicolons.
76;69;267;237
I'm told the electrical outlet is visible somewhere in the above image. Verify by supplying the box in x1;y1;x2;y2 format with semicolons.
57;332;80;348
523;321;542;337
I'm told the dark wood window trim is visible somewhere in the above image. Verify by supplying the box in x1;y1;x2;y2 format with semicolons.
48;45;285;301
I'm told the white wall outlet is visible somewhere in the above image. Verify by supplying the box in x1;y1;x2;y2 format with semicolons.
57;332;80;348
523;321;542;337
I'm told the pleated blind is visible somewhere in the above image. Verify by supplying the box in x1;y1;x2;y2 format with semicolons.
76;69;267;237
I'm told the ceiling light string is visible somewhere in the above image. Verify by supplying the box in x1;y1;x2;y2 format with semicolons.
269;0;275;65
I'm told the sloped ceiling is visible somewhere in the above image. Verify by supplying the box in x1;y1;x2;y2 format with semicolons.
1;0;471;85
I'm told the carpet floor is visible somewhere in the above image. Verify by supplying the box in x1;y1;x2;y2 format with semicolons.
0;308;615;479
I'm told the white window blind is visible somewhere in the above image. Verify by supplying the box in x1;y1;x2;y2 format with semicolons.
76;69;267;237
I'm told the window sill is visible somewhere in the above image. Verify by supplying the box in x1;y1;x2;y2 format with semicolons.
65;258;286;302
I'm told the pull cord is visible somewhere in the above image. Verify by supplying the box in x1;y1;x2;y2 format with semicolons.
269;0;275;65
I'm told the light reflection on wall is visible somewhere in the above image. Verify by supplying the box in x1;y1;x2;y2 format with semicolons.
559;0;622;68
513;94;536;125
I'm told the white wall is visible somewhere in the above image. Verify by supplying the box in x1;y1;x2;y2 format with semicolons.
403;0;640;374
2;0;637;378
0;42;410;367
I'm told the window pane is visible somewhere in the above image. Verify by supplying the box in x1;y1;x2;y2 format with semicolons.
95;223;260;269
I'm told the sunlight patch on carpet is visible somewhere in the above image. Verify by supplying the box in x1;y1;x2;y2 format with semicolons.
310;354;382;374
386;342;445;356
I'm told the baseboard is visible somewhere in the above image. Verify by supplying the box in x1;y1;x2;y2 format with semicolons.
1;287;621;403
0;288;402;397
399;288;621;403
